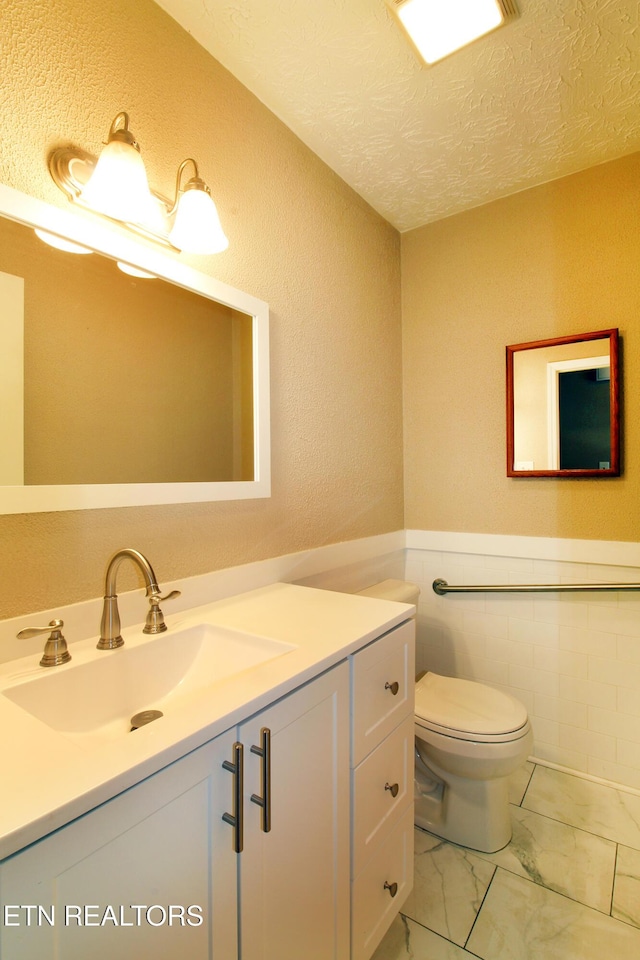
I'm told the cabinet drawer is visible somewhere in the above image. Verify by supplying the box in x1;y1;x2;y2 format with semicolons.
351;620;414;765
351;803;414;960
352;714;414;876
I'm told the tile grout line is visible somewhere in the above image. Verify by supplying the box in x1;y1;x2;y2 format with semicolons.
462;864;499;953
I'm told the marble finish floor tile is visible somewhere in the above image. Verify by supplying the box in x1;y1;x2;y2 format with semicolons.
508;759;535;805
371;915;472;960
402;829;495;946
523;765;640;850
612;845;640;928
467;868;640;960
474;804;616;912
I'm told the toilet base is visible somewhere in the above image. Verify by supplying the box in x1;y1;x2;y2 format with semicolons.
414;762;513;854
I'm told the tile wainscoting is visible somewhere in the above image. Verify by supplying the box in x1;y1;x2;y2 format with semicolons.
405;531;640;793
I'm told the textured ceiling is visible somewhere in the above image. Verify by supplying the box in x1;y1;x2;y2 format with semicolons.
152;0;640;232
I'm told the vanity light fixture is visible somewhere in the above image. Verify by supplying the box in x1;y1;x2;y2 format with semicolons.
47;112;228;255
168;159;228;255
386;0;518;65
34;229;93;255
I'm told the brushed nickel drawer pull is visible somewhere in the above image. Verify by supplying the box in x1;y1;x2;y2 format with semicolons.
222;742;244;853
385;781;399;798
384;881;398;898
385;681;399;696
250;727;272;833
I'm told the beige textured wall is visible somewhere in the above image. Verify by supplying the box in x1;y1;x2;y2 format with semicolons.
0;0;403;618
402;152;640;541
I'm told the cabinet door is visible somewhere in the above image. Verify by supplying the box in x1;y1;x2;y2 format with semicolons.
0;732;238;960
239;663;350;960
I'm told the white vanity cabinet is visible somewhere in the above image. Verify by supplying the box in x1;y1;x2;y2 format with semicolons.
0;662;350;960
349;620;415;960
0;607;415;960
0;730;239;960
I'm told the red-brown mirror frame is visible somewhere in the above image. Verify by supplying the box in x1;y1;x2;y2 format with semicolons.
506;329;620;478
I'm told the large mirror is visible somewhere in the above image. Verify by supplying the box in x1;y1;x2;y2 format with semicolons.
0;183;270;512
506;329;620;478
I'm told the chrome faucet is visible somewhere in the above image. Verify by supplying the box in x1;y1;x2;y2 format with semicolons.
98;548;180;650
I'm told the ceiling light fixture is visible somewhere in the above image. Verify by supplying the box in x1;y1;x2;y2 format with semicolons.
386;0;518;65
47;112;228;255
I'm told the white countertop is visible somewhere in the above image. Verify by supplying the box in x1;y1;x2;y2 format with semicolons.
0;583;413;860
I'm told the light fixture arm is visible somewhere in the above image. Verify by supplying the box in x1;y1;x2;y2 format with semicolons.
105;111;141;151
169;158;211;215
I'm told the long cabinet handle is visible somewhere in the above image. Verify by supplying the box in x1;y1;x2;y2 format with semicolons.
222;742;244;853
250;727;272;833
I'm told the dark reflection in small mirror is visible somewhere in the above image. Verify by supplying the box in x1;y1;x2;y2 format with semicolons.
506;329;620;478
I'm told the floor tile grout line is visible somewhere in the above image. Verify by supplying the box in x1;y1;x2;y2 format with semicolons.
517;760;536;807
462;863;499;952
610;842;619;918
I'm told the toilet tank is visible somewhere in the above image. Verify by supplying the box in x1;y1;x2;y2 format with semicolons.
356;579;420;607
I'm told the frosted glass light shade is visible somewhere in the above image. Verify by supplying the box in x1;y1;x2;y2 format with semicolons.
80;139;158;226
394;0;506;64
169;188;228;255
34;229;93;254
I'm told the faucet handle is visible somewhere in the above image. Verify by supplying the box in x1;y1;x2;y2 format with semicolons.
158;590;181;603
143;590;181;635
17;619;72;667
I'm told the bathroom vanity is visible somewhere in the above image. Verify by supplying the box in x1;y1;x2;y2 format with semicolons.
0;583;415;960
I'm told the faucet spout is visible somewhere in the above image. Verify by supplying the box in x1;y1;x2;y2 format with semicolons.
98;548;162;650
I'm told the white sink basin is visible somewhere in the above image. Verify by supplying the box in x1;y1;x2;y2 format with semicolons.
2;623;296;745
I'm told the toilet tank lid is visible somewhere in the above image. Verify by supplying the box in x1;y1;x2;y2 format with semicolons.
415;672;528;736
357;579;420;604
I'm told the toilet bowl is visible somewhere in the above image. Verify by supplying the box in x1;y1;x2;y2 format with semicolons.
414;672;532;852
357;580;533;854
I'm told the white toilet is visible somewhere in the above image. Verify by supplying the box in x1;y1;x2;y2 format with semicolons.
358;580;533;854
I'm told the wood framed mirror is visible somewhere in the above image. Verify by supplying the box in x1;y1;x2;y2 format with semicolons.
506;329;620;478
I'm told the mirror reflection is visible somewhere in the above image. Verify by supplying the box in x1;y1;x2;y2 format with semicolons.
0;216;254;487
506;329;620;478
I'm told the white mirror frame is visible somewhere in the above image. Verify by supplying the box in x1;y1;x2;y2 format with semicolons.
0;183;270;513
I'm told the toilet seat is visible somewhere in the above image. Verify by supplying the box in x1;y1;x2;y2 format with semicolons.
415;672;530;744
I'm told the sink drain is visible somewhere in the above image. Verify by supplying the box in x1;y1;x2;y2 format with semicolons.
130;709;164;731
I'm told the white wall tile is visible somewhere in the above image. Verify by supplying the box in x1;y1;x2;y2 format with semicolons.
461;609;509;639
617;738;640;769
534;599;590;628
558;724;616;761
485;636;534;667
534;646;589;679
534;694;588;728
616;635;640;664
534;743;589;773
530;716;560;745
559;676;617;710
618;687;640;718
589;657;640;690
589;706;640;742
406;541;640;793
589;605;640;638
508;618;560;646
509;665;560;697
